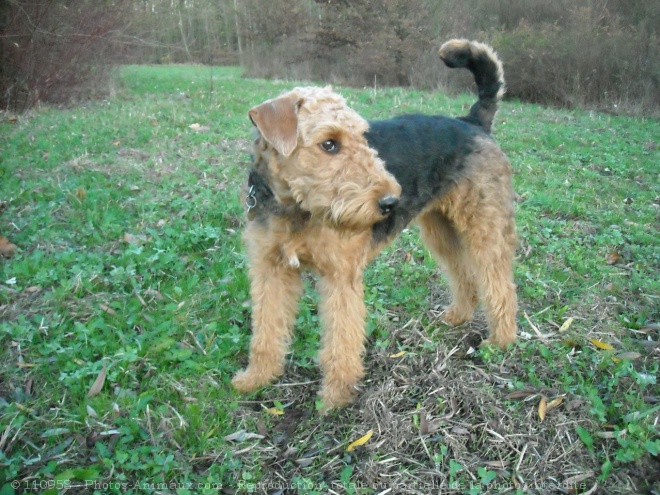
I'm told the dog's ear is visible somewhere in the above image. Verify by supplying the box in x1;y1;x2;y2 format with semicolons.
249;93;301;157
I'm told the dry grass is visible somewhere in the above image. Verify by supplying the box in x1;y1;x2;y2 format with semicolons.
226;244;658;494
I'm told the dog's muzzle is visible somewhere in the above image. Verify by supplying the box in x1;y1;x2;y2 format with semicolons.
378;196;399;216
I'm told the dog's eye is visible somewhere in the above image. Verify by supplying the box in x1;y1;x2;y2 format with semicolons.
320;139;340;154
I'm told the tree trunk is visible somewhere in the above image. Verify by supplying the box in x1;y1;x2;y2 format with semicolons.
233;0;242;59
178;0;192;61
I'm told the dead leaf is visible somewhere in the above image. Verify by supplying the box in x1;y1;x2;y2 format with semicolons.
596;430;620;439
87;362;107;397
189;123;210;132
41;428;71;438
589;338;614;350
263;406;284;416
606;252;622;265
559;317;574;332
450;427;470;435
99;304;116;316
256;421;269;438
346;430;373;452
562;471;595;486
615;352;641;361
546;396;564;411
389;350;407;359
123;232;149;245
419;412;428;435
280;447;297;458
505;389;537;400
0;236;17;258
565;397;585;410
538;396;547;421
223;430;264;442
637;325;658;336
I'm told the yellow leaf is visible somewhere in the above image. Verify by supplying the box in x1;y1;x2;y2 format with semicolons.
538;396;547;421
559;317;574;332
546;397;564;411
264;407;284;416
87;362;107;397
15;403;34;413
589;338;614;350
346;430;373;452
389;351;407;359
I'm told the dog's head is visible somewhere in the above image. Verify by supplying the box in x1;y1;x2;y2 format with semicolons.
248;86;401;230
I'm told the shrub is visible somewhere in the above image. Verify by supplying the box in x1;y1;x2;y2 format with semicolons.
0;0;129;111
239;0;660;115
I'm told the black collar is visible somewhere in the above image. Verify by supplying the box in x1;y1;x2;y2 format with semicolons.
245;170;311;225
246;170;275;215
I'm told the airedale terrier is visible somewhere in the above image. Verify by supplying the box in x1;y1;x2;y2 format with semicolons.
232;40;517;410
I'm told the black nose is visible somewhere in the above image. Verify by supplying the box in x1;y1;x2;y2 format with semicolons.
378;196;399;215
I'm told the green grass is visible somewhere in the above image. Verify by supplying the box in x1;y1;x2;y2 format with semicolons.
1;65;658;494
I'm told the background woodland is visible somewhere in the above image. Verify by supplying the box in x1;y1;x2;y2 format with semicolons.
1;0;659;114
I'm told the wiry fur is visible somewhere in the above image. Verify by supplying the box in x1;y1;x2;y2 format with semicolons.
232;39;517;411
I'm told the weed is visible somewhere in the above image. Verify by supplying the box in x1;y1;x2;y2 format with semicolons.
1;65;658;494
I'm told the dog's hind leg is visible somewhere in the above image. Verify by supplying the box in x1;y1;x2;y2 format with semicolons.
418;210;480;327
466;228;518;349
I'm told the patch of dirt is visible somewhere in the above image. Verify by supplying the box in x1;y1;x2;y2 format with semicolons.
227;314;653;495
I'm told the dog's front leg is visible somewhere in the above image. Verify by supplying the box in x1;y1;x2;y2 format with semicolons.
232;229;304;393
317;268;367;411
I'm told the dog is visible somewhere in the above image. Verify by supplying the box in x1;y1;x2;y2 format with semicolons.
232;39;517;410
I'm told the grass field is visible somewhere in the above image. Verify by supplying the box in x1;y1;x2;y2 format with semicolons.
1;65;658;494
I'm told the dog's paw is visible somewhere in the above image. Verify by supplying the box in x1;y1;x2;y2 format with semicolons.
318;383;358;413
482;333;516;351
231;370;266;393
442;305;473;327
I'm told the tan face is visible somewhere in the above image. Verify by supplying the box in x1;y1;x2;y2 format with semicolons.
249;87;401;230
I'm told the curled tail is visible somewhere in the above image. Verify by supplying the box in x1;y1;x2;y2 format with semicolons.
439;39;505;133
